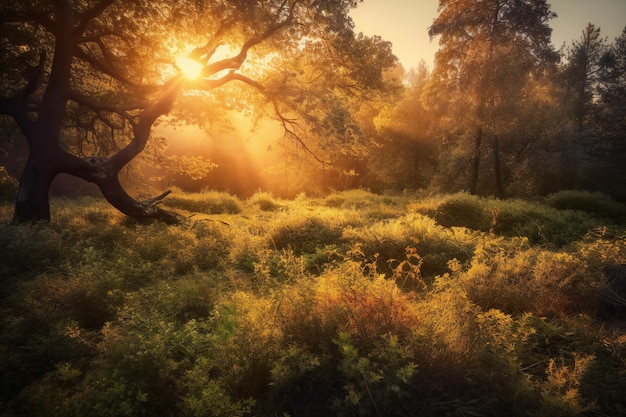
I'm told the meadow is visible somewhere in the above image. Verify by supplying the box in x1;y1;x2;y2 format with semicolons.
1;189;625;417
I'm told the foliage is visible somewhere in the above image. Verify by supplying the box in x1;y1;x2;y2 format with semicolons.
342;212;476;279
432;192;491;230
1;0;398;223
545;190;626;222
413;192;611;247
1;192;626;416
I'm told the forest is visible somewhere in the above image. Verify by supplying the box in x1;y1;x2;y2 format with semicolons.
1;0;625;416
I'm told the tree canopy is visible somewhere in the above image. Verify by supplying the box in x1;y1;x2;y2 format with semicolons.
0;0;397;222
426;0;558;197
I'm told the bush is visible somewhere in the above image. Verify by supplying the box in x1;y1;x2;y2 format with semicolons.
433;192;491;230
546;190;626;222
323;189;407;210
490;199;600;247
2;193;626;417
247;191;283;211
342;213;475;278
456;236;606;318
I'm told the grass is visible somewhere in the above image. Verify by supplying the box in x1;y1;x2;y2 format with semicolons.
1;189;625;417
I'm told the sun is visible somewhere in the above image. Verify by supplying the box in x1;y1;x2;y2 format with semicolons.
176;56;203;80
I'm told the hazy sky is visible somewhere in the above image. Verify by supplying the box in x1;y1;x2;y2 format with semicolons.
350;0;626;70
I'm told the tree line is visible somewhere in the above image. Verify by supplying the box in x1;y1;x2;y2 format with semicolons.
302;4;626;202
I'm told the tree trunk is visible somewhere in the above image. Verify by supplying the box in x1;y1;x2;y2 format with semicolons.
5;1;182;225
13;144;181;224
469;125;483;195
492;136;504;199
13;154;56;223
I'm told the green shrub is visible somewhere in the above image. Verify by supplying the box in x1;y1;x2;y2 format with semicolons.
2;193;625;417
491;199;600;246
456;236;606;318
342;213;475;278
0;222;68;277
433;192;490;230
546;190;626;222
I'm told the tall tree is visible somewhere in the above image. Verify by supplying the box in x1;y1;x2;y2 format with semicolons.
0;0;396;223
563;23;608;132
427;0;558;197
591;27;626;199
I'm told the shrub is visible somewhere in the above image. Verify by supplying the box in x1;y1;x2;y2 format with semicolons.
546;190;626;222
490;199;600;247
342;213;475;278
247;191;283;211
456;236;607;318
323;189;407;210
433;192;491;230
0;222;68;278
2;193;626;417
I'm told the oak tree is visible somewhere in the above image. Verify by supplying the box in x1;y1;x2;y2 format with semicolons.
0;0;395;223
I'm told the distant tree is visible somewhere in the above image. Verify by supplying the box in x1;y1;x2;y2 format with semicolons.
562;23;608;132
426;0;558;197
590;27;626;199
366;63;437;191
0;0;396;223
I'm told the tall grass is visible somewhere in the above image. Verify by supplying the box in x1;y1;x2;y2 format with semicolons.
163;188;243;214
1;191;625;417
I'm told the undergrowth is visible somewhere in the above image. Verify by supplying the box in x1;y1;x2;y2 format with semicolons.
1;189;625;417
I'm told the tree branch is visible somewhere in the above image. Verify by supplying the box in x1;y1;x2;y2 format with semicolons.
74;0;115;35
0;9;55;31
202;1;296;76
110;77;183;169
68;89;145;118
0;50;47;139
74;47;141;89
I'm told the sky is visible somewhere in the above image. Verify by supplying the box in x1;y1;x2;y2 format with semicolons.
349;0;626;70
